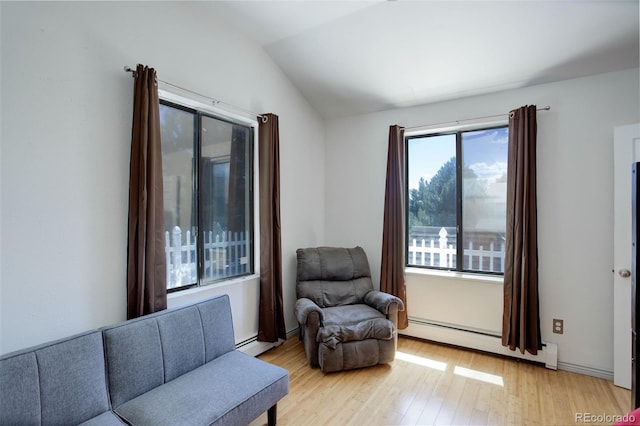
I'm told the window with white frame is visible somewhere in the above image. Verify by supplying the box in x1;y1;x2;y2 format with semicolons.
406;125;508;274
160;98;255;291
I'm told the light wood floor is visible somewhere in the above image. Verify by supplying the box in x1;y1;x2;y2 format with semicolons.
250;336;631;426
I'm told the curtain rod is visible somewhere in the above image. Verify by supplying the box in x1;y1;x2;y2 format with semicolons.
124;66;267;123
404;105;550;131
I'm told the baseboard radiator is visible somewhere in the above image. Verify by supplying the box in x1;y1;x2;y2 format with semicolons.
235;329;299;357
236;337;277;357
401;317;558;370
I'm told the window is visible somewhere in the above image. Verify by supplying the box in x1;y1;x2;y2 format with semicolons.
406;125;508;274
160;99;254;291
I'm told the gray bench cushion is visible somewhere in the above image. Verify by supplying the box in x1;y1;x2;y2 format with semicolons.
103;318;165;408
0;330;117;426
79;411;129;426
156;305;205;381
113;351;289;426
102;294;238;410
0;294;286;425
0;351;41;424
196;295;236;362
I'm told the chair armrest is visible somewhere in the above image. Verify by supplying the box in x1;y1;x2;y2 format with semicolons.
295;298;324;324
364;291;405;315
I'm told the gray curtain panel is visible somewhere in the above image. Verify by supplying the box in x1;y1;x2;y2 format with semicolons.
381;125;408;329
126;64;167;319
258;113;286;342
502;105;541;355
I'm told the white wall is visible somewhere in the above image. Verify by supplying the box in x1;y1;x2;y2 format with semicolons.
0;1;325;354
324;68;640;375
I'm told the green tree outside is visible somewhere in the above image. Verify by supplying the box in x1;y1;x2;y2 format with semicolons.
408;157;484;230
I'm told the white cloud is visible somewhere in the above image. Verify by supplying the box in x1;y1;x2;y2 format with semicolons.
490;130;508;145
469;161;507;181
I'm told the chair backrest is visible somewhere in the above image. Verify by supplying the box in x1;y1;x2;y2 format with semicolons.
296;246;373;308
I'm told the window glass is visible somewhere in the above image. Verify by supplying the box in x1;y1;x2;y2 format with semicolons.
160;103;197;288
407;126;507;274
407;134;457;268
200;116;253;283
461;128;508;273
160;101;254;290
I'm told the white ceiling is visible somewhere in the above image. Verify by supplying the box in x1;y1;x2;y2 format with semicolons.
203;1;639;119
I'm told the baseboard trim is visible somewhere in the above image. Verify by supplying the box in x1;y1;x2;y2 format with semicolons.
401;318;558;370
557;361;614;381
286;328;299;340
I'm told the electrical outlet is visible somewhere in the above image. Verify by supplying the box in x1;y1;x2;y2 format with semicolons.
553;319;564;334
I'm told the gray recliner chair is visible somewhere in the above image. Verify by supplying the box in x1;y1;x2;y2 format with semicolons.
294;246;405;373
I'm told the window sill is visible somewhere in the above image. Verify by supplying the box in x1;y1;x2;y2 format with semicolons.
167;273;260;308
405;267;503;285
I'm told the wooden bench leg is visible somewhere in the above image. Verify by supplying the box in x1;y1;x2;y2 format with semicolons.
268;404;277;426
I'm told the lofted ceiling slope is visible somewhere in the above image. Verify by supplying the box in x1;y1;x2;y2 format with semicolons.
200;1;639;119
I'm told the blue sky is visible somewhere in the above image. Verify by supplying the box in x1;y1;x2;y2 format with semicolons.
408;127;508;190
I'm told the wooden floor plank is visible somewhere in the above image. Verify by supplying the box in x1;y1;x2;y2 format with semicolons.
249;336;631;426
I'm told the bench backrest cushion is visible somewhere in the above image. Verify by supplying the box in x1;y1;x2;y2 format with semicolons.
102;294;236;408
102;318;165;408
196;294;236;362
0;330;111;425
0;351;41;424
157;306;206;381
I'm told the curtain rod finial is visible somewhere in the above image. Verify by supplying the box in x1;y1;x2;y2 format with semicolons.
124;65;137;77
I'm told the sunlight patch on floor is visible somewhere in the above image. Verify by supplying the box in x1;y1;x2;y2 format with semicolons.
395;351;447;371
453;366;504;386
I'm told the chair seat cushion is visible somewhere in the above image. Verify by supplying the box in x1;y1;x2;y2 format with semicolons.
322;304;384;327
317;317;394;349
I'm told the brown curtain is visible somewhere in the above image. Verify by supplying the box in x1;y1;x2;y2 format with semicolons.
502;105;541;354
126;64;167;319
257;113;286;342
381;125;408;329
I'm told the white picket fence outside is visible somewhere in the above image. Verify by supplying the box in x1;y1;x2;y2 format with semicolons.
408;227;505;273
165;226;501;287
165;226;249;289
